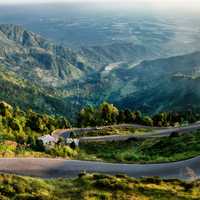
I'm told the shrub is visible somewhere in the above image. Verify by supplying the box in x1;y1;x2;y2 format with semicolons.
0;101;13;117
142;116;153;126
47;145;75;157
9;118;21;131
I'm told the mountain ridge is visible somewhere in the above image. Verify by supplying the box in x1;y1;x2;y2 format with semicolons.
0;24;91;87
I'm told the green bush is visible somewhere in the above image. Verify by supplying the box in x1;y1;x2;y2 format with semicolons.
0;101;13;117
142;116;153;126
46;145;75;157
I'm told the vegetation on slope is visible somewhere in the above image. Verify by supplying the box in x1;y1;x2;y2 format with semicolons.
1;100;200;161
77;131;200;163
77;126;150;137
0;101;71;157
0;173;200;200
112;52;200;114
0;65;78;116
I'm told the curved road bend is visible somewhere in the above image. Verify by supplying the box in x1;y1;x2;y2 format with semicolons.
0;157;200;180
80;123;200;142
52;123;166;138
53;123;200;143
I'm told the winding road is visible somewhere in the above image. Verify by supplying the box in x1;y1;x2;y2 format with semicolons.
0;157;200;180
1;123;200;179
79;123;200;142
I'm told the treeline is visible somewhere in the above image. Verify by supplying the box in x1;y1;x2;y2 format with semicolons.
77;102;200;127
0;101;70;149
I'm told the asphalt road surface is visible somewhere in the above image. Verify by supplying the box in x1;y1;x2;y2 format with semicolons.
1;123;200;180
80;123;200;142
0;157;200;180
52;123;165;139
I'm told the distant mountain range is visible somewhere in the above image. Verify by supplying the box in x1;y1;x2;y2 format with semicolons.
1;24;200;117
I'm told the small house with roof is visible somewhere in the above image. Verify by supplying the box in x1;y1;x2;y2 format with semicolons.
38;134;58;145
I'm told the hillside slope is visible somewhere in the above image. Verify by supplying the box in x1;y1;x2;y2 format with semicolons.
0;65;75;115
79;42;157;70
0;24;91;87
111;51;200;113
1;173;199;200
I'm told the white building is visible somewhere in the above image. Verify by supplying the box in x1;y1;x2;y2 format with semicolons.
38;135;58;145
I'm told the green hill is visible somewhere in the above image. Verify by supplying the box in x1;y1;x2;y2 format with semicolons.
111;51;200;113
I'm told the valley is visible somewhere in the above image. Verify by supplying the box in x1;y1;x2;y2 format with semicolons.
1;24;200;117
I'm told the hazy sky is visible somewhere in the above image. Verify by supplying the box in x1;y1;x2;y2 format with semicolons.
0;0;200;13
0;0;199;4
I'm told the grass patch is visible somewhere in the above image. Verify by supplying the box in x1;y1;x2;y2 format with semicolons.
2;130;200;164
76;131;200;163
77;126;151;137
0;173;200;200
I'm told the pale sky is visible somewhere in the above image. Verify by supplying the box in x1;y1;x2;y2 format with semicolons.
0;0;199;4
0;0;200;12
